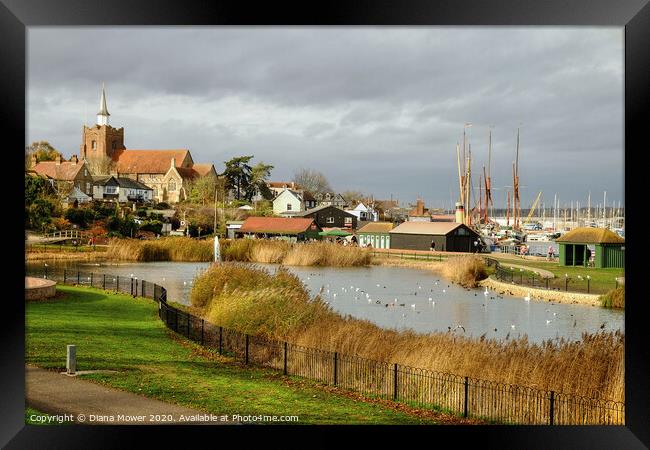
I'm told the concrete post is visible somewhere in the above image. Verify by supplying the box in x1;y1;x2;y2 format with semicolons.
66;345;76;375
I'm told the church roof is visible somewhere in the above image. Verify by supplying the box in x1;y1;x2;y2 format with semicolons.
98;84;110;116
192;163;216;177
31;160;85;181
114;149;191;174
175;166;201;181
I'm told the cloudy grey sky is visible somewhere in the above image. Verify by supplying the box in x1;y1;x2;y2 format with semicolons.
27;27;623;210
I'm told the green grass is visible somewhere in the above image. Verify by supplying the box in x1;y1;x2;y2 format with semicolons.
25;285;437;425
25;407;73;425
493;258;622;294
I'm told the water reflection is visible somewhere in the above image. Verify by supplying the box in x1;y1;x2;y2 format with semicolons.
26;260;624;344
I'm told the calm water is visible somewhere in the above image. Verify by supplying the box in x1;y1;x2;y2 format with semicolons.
26;260;624;344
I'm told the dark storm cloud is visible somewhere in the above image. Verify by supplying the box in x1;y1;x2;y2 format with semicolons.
27;27;623;208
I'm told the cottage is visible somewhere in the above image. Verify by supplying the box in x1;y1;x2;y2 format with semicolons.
293;205;358;230
272;188;304;215
92;176;154;203
236;217;321;242
30;154;94;197
407;198;432;222
346;202;379;222
389;222;481;252
314;192;348;208
556;227;624;268
357;222;394;249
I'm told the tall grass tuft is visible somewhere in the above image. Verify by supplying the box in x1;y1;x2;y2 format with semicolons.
192;263;624;403
600;287;625;309
106;237;213;262
442;255;487;288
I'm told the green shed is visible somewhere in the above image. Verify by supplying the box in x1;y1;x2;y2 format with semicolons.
357;222;394;249
556;227;624;268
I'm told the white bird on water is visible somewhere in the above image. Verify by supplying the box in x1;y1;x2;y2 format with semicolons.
546;319;552;325
442;289;446;293
368;298;372;303
428;297;432;301
524;293;531;301
511;324;516;329
484;287;489;296
411;304;416;309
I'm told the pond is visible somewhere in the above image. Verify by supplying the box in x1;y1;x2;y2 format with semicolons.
26;260;624;344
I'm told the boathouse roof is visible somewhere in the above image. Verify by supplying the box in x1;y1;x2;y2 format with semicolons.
555;227;624;244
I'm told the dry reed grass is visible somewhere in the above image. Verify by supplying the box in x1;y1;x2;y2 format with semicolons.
600;287;625;309
442;255;488;288
221;239;371;267
192;263;624;403
106;237;213;262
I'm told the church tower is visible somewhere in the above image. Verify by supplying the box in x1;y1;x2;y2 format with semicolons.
81;83;125;160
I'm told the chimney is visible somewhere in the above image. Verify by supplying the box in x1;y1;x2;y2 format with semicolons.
455;202;465;224
70;154;78;165
55;155;63;165
416;198;424;216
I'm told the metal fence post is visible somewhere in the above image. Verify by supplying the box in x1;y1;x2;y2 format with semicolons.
63;269;67;284
102;274;106;290
587;278;590;293
393;363;398;401
245;335;249;364
333;352;338;386
464;376;469;418
90;273;93;287
283;342;288;375
142;280;146;297
77;271;80;285
201;319;204;345
116;276;120;292
546;278;549;290
131;277;134;296
219;326;223;355
549;391;555;425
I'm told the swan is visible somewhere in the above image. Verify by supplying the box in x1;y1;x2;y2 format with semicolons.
484;287;489;296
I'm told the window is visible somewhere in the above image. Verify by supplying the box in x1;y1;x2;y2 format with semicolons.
86;182;91;193
168;180;176;192
287;203;293;211
344;217;352;224
92;140;97;150
456;227;469;236
327;217;334;224
105;186;116;194
84;169;88;176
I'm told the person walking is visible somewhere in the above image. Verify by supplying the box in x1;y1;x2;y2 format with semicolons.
430;240;436;252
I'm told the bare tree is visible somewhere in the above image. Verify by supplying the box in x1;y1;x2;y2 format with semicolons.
292;168;332;194
85;155;116;176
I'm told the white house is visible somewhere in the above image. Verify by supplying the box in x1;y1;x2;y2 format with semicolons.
272;188;305;215
93;176;154;203
346;202;379;222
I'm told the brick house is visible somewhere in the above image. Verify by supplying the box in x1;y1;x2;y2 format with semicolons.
30;154;94;197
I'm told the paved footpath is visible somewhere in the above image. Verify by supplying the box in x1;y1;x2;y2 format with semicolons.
26;365;235;425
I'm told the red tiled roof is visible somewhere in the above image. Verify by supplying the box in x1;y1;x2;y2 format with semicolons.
175;167;200;181
431;214;455;222
31;160;85;181
192;163;216;177
239;217;318;234
268;181;300;189
113;149;190;174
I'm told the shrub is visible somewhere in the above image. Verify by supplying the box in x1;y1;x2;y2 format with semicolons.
600;287;625;309
442;255;488;288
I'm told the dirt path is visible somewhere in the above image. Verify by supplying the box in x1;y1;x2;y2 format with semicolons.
25;365;235;425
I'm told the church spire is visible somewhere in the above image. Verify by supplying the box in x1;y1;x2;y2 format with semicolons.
97;82;110;126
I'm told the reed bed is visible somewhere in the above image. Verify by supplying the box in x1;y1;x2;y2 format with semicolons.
442;255;488;288
600;287;625;309
106;237;213;262
192;263;624;405
221;239;371;267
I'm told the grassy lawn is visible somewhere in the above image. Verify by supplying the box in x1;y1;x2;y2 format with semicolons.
492;258;623;294
26;285;438;425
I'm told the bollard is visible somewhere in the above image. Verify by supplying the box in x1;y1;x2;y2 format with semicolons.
66;345;76;375
283;342;288;375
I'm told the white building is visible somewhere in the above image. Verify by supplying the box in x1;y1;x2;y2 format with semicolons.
92;176;154;203
346;202;379;222
272;188;305;215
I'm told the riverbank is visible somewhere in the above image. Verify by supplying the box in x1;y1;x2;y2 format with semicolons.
192;263;624;404
480;277;602;307
25;284;459;424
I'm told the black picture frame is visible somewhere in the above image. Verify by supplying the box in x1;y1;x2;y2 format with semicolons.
3;0;648;447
